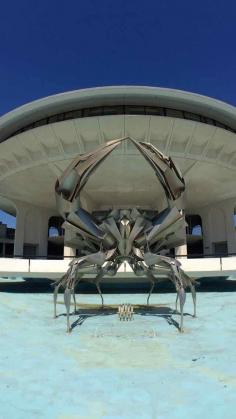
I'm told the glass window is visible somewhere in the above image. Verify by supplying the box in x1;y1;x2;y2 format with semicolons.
125;106;145;115
215;121;226;129
64;110;79;120
184;112;201;122
5;243;14;257
6;105;236;141
56;113;65;122
103;106;124;115
48;216;64;236
48;114;59;123
145;106;165;116
201;116;215;125
83;107;103;117
34;119;48;128
234;207;236;228
24;123;35;131
72;110;82;118
165;109;184;118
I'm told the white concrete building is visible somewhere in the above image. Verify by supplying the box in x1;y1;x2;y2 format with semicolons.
0;86;236;260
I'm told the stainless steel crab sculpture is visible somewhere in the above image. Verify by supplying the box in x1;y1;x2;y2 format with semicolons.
53;137;197;332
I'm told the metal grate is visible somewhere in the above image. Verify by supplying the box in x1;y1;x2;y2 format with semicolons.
118;304;134;321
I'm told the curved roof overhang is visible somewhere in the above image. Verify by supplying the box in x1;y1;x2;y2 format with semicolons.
0;112;236;211
0;86;236;213
1;86;236;142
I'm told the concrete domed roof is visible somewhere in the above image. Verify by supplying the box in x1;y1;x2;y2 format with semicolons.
1;86;236;142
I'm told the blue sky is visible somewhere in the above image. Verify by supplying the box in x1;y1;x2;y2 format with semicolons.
1;0;236;116
0;0;236;226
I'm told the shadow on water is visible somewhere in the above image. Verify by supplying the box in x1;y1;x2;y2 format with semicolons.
56;305;195;332
0;276;236;294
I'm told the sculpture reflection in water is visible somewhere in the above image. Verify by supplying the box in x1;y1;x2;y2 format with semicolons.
53;137;197;332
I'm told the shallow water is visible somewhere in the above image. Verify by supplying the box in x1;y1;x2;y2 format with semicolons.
0;284;236;418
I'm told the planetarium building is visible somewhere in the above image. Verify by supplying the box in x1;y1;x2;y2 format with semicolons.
0;86;236;265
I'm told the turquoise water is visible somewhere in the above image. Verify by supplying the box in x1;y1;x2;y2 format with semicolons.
0;285;236;418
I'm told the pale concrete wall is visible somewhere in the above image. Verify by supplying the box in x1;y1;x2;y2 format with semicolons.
13;199;54;257
196;197;236;255
0;258;29;273
0;257;236;279
8;194;236;259
64;229;76;257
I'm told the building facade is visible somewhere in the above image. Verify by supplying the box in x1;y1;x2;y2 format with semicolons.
0;86;235;258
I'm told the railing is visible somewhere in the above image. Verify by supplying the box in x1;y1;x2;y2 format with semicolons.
5;252;236;260
0;254;235;278
176;253;236;258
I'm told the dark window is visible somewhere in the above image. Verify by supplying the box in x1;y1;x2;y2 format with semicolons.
24;123;35;131
165;109;184;118
184;112;201;122
7;105;236;140
215;121;226;129
64;111;76;120
201;116;215;125
56;113;65;122
83;107;103;117
6;228;15;240
125;106;145;115
48;216;64;237
213;241;228;256
5;243;14;257
23;244;38;258
34;119;48;128
48;115;60;123
186;214;203;257
103;106;124;115
145;106;165;116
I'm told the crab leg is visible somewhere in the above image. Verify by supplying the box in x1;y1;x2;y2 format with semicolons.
178;287;186;332
175;293;179;312
147;279;155;305
72;287;77;314
64;288;72;333
95;281;104;307
53;283;61;318
189;282;197;317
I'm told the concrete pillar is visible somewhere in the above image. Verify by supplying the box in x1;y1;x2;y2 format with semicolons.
175;203;187;257
198;199;236;256
222;201;236;254
14;205;26;257
198;209;211;256
64;229;76;258
175;241;187;257
38;211;51;257
14;201;53;258
64;246;76;258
